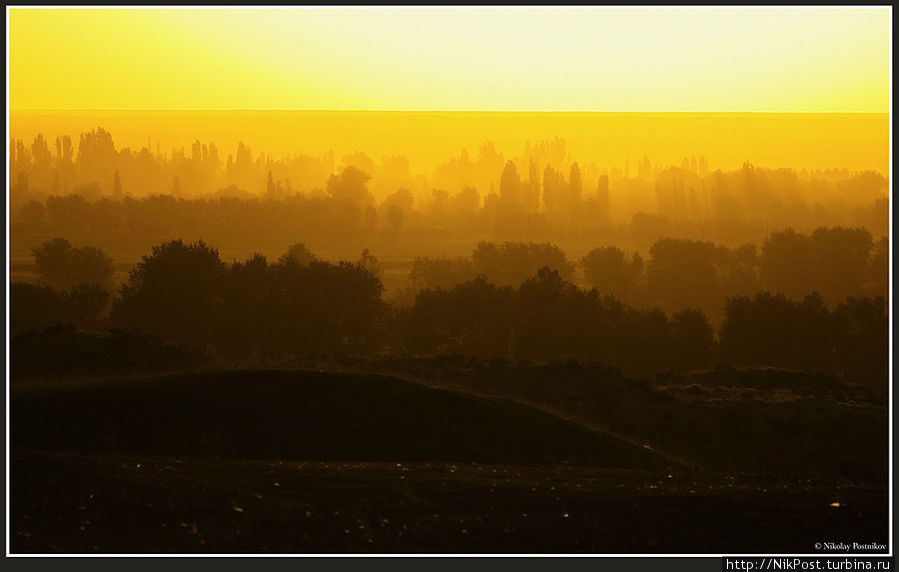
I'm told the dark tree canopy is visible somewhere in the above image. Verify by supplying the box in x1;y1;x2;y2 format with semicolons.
472;241;574;287
7;228;887;392
404;275;515;358
111;239;225;351
580;246;645;306
32;237;114;291
409;256;477;292
278;242;318;267
719;291;852;376
10;282;109;336
326;165;374;209
646;238;722;319
109;238;385;357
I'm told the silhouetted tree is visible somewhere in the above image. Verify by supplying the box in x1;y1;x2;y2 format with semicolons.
567;161;582;209
542;164;563;212
10;283;68;336
66;284;111;332
278;242;318;267
526;160;541;211
386;205;405;230
514;267;598;360
760;226;875;306
668;309;715;372
759;228;813;299
646;238;721;318
809;226;873;305
409;256;477;292
327;165;374;209
76;126;117;193
719;292;834;372
265;259;385;355
614;306;671;379
10;282;109;336
32;237;114;291
832;296;888;389
404;275;515;357
20;200;46;230
718;242;760;298
215;252;272;354
382;187;414;231
865;237;888;300
111;239;225;351
595;174;610;224
44;194;94;234
357;248;381;278
453;186;480;216
30;133;54;193
499;160;524;211
472;241;573;287
580;246;646;305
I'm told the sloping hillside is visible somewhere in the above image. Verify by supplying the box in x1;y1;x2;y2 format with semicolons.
12;369;662;468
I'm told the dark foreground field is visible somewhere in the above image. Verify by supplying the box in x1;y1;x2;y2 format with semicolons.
10;368;889;554
10;450;888;554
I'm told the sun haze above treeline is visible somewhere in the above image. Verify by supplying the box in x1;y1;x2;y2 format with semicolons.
9;7;889;113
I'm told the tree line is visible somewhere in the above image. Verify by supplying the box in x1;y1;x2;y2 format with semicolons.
10;128;889;245
397;226;886;317
10;234;888;390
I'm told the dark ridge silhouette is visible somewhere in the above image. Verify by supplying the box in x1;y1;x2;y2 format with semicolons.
388;359;887;482
12;369;663;469
10;326;195;378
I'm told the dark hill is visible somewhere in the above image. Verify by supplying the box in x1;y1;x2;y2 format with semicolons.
12;369;662;468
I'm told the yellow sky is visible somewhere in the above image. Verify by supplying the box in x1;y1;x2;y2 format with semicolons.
8;7;891;112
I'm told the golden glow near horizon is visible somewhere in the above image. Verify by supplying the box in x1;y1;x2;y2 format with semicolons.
8;7;891;112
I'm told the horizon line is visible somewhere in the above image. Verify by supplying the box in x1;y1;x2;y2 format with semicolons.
8;108;890;114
